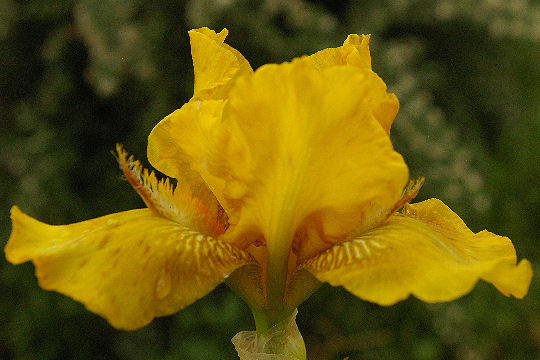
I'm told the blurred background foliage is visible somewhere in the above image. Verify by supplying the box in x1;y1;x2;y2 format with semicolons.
1;0;539;359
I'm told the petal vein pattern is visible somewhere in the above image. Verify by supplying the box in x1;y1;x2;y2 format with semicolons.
304;198;532;305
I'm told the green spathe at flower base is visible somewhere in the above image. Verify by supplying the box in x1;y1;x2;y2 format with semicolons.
232;310;306;360
5;28;532;359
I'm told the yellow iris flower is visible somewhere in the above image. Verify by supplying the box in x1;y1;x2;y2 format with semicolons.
5;28;532;343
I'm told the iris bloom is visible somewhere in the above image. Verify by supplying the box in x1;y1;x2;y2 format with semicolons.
5;28;532;359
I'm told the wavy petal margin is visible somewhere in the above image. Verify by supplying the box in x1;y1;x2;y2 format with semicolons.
148;27;252;185
189;27;252;100
305;34;397;134
307;34;372;70
5;207;251;330
304;198;532;305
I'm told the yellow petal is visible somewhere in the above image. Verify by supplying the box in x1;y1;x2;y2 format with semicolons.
304;198;532;305
5;206;251;330
189;27;252;100
306;34;397;134
215;61;408;255
307;34;372;70
148;27;252;189
147;100;230;210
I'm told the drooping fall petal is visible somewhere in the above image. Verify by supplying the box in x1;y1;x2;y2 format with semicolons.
304;198;532;305
189;27;252;100
5;207;251;330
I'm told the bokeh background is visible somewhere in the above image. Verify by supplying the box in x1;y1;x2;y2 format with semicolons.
1;0;539;359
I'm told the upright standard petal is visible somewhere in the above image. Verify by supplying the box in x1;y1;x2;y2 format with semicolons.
148;27;251;186
304;198;532;305
189;27;252;100
214;61;409;257
307;34;372;70
5;207;251;330
147;100;230;211
306;34;398;134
